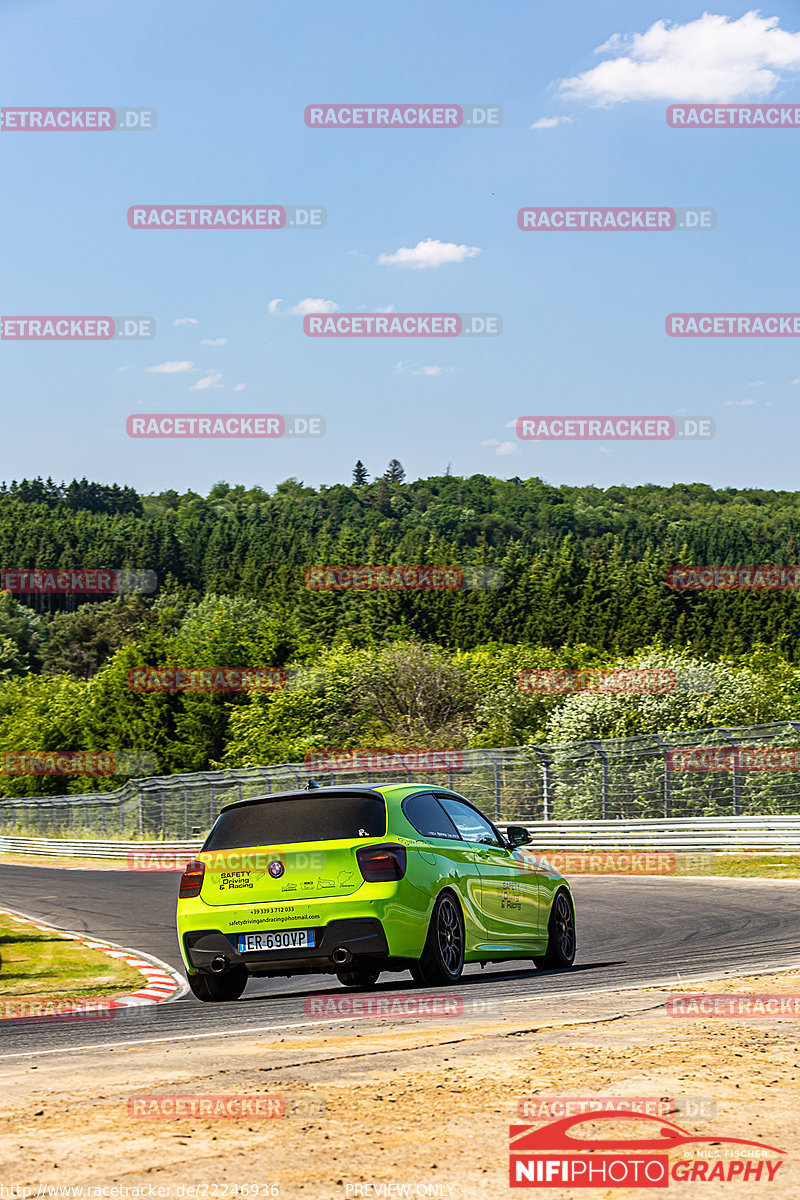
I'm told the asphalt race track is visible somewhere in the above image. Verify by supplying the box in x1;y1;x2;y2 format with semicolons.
2;865;799;1057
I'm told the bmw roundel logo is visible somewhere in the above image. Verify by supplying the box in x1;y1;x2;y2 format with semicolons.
268;861;285;878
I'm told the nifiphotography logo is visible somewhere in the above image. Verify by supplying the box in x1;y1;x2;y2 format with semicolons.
508;1111;785;1187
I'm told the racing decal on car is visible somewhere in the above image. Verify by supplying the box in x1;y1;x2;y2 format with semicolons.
268;861;285;878
217;870;254;891
509;1110;785;1187
500;881;522;911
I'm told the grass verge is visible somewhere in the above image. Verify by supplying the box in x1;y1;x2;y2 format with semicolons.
0;913;145;1000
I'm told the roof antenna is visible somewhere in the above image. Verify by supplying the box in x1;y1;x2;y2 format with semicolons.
305;779;321;789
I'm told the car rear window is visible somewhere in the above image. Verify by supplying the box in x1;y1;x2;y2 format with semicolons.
402;792;461;840
204;793;387;850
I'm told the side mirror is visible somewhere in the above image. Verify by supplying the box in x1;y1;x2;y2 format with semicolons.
506;825;532;847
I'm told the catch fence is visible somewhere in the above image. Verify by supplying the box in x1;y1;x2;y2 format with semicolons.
2;721;800;839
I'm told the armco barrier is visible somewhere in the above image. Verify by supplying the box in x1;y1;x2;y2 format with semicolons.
5;720;800;837
0;837;202;860
3;815;800;859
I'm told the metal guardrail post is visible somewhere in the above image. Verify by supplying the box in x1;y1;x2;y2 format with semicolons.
651;735;671;818
589;741;609;819
714;727;740;816
531;746;553;821
483;751;502;821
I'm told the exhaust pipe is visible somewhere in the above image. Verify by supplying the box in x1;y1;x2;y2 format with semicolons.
332;947;352;965
209;955;229;974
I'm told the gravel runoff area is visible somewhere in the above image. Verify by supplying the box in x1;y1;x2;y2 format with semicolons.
2;966;800;1199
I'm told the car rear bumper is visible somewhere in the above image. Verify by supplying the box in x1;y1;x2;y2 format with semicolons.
184;917;392;976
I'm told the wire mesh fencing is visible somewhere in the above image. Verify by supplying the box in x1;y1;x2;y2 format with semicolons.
3;720;800;839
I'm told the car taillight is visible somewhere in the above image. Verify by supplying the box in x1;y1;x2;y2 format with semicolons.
179;859;205;898
356;843;407;882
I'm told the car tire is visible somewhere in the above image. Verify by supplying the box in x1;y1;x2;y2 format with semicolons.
187;966;248;1002
410;890;465;986
534;888;576;970
336;967;381;989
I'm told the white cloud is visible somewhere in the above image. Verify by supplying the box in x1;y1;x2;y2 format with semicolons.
267;299;284;315
174;317;198;326
481;438;519;455
373;305;396;313
724;398;756;406
232;383;246;392
189;370;223;391
376;238;481;269
413;365;462;376
288;297;340;315
749;379;765;387
530;115;574;129
147;360;194;374
200;337;227;346
396;362;461;376
558;12;800;106
791;377;800;385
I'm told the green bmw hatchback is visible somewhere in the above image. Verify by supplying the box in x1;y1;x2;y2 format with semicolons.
177;783;576;1002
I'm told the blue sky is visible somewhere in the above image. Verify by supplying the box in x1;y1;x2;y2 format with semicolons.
1;0;800;494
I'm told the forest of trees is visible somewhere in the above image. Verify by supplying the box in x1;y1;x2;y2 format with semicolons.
1;470;800;794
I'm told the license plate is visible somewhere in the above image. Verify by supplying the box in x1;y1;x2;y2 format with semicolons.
236;929;316;953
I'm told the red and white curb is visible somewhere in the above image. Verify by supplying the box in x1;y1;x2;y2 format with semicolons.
0;905;187;1013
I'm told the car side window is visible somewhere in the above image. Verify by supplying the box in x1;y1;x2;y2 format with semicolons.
402;792;462;840
436;796;505;847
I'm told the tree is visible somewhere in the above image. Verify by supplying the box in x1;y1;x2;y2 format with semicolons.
41;596;153;679
384;459;406;484
352;461;369;486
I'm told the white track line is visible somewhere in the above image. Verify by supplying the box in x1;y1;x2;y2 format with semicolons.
2;956;800;1062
